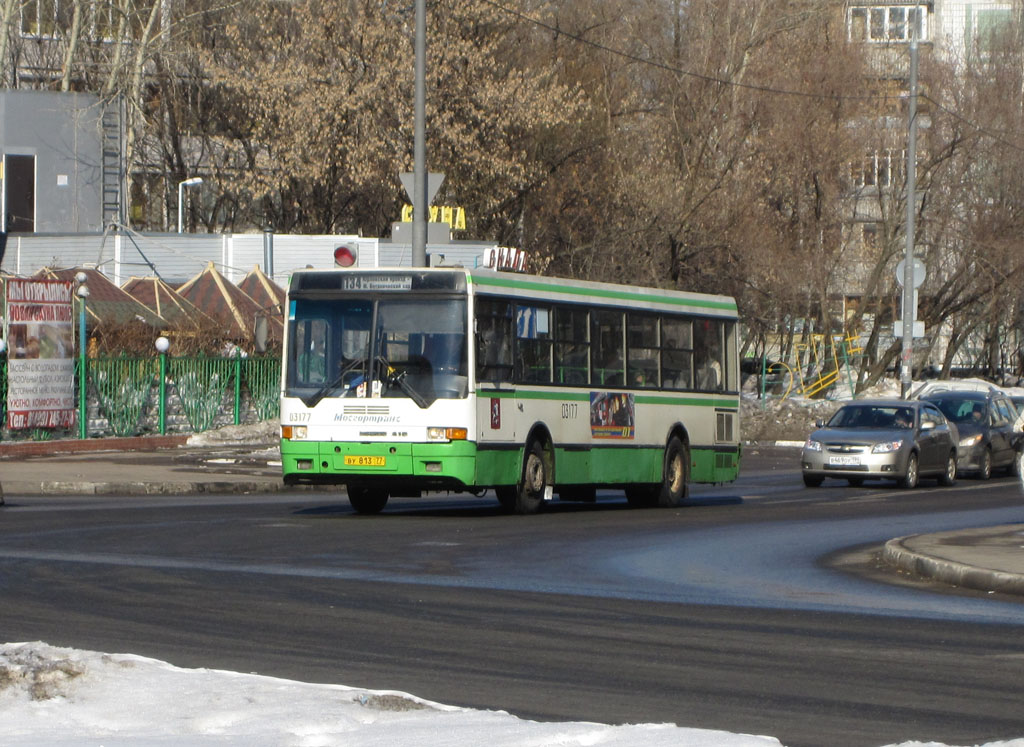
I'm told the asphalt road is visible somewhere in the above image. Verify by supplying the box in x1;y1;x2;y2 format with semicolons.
1;446;1023;747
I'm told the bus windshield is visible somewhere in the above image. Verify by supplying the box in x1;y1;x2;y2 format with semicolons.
287;297;468;407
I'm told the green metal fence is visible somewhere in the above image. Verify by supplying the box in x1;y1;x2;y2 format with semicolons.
91;357;159;437
0;355;280;440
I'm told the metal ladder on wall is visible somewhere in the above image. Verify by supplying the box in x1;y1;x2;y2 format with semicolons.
100;100;124;229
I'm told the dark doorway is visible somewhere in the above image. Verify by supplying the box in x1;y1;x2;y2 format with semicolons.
5;154;35;232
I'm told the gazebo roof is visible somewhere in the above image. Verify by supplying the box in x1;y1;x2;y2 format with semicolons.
35;267;167;329
176;262;266;340
122;276;214;328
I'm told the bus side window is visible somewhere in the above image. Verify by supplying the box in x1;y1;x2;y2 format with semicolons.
627;313;659;388
661;318;693;389
516;304;552;384
555;306;590;385
694;319;723;391
475;299;513;382
592;310;624;387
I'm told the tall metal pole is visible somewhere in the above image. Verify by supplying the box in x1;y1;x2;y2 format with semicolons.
412;0;428;267
78;290;88;440
901;34;919;398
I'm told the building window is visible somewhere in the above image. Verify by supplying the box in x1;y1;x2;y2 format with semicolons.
849;5;927;43
967;7;1013;61
851;149;906;190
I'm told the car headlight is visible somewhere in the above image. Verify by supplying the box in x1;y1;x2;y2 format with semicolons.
804;439;822;452
872;439;903;453
959;434;982;449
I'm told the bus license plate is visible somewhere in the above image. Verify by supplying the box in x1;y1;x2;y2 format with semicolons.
828;456;860;466
344;455;386;467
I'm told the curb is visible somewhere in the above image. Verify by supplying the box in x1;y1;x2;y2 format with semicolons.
2;480;334;497
0;435;190;459
882;535;1024;597
35;480;284;496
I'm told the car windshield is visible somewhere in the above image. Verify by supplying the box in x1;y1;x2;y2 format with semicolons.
827;405;914;430
927;397;985;425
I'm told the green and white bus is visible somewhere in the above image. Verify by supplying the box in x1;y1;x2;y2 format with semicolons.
280;267;740;513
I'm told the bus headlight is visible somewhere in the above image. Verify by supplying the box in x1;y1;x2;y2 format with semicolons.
427;427;468;442
282;425;307;440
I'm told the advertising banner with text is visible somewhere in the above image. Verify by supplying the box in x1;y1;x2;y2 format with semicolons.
4;279;75;429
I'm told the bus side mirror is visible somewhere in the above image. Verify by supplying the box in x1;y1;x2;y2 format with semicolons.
254;317;268;353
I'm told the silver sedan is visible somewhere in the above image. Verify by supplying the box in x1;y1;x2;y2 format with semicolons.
801;399;958;489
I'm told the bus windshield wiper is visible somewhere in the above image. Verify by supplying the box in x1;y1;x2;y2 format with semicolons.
301;356;367;408
376;356;430;409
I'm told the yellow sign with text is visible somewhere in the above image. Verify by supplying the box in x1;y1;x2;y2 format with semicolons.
400;204;466;230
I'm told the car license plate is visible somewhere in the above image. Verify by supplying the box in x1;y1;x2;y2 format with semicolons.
828;456;860;466
344;455;386;467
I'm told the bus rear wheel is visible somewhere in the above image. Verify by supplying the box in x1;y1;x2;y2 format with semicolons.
658;436;689;507
626;437;688;508
347;486;389;514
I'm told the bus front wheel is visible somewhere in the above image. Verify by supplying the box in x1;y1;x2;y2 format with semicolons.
347;486;389;514
513;440;548;515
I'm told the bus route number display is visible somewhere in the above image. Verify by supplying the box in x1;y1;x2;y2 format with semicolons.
342;275;412;291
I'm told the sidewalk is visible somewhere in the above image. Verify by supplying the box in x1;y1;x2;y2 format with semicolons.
0;431;288;497
883;526;1024;597
1;434;1022;598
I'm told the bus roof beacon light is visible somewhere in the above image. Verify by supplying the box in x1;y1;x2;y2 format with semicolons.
334;245;357;267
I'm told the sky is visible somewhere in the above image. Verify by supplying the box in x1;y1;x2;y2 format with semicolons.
2;642;1022;747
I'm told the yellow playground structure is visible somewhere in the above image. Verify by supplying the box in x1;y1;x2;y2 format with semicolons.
759;332;863;399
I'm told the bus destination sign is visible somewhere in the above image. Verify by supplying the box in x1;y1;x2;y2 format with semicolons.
342;275;413;291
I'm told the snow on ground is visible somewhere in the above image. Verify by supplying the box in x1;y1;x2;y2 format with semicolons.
0;642;777;747
2;642;1021;747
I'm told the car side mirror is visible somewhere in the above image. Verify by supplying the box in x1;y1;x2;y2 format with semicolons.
815;419;825;428
921;420;935;431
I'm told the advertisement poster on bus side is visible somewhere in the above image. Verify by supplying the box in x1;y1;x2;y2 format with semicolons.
590;391;635;439
4;279;76;429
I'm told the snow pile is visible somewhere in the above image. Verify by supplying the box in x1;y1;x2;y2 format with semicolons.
741;378;907;443
186;418;279;448
0;642;780;747
2;642;1021;747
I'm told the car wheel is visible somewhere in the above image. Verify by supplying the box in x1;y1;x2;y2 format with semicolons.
803;474;824;488
938;451;957;486
900;452;919;489
978;448;992;480
847;477;864;487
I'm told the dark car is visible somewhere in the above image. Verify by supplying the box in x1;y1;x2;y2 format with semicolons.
801;399;958;489
921;390;1021;479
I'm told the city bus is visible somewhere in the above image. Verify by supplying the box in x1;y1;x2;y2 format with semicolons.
280;267;740;513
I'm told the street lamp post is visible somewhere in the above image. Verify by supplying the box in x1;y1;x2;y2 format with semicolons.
75;272;89;440
155;336;170;435
177;177;203;233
